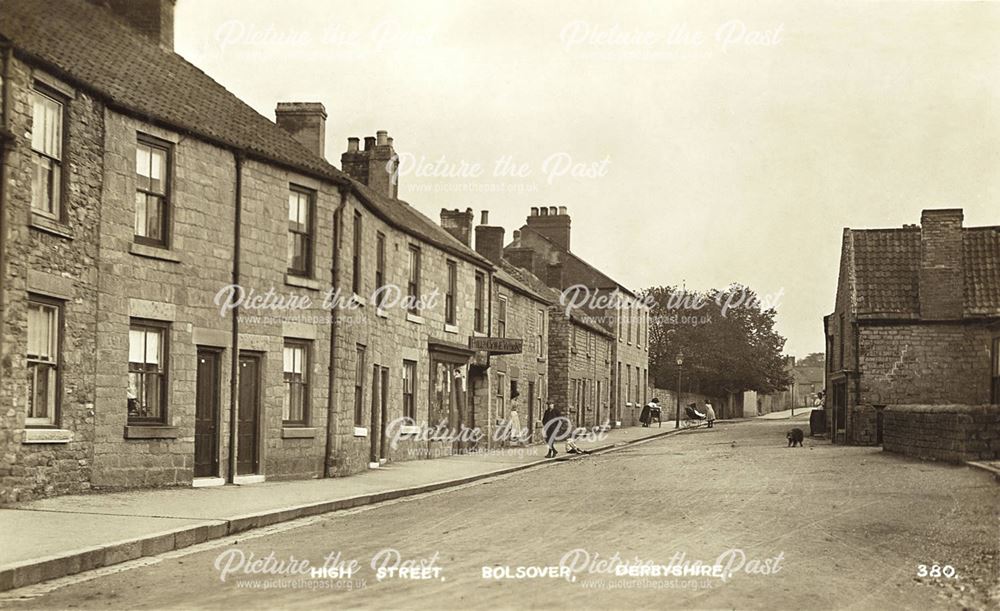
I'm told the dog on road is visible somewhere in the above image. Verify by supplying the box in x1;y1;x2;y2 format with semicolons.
787;428;804;447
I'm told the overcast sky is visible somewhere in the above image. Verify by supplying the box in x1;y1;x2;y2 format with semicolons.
175;0;999;357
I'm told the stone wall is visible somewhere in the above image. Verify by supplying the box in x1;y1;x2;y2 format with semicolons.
857;323;993;406
330;197;492;475
883;405;1000;463
546;312;612;430
0;59;103;503
486;280;550;444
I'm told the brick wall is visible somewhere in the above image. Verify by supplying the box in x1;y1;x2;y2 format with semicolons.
883;404;1000;463
0;60;102;503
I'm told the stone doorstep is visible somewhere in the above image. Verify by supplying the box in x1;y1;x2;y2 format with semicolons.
0;426;688;593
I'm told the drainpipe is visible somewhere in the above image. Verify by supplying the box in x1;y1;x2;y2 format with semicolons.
227;153;244;484
324;186;347;477
0;43;13;383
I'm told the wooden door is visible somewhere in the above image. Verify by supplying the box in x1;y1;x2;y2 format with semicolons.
237;353;261;474
194;348;221;478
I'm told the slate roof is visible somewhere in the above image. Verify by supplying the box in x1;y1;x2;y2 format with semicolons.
498;259;613;337
845;224;1000;319
496;260;557;304
516;226;638;299
0;0;491;268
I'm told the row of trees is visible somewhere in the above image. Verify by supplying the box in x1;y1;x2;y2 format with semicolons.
644;284;792;398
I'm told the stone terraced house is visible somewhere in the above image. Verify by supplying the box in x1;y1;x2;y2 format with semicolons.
824;209;1000;445
505;207;650;427
0;0;517;502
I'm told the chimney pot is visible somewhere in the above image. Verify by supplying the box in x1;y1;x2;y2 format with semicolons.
347;137;360;152
481;210;489;225
525;204;572;251
386;137;394;148
376;130;388;146
364;136;376;150
530;206;539;216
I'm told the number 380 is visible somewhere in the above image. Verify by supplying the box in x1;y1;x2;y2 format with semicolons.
917;564;957;578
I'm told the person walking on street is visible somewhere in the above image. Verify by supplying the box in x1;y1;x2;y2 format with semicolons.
704;400;717;428
542;402;560;458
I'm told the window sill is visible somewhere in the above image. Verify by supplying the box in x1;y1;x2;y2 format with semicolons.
406;312;424;325
353;426;368;437
124;425;179;439
282;426;317;439
351;293;367;306
23;428;73;444
129;242;181;263
537;356;546;363
376;307;389;319
29;213;74;239
473;330;486;338
443;323;459;334
285;274;321;291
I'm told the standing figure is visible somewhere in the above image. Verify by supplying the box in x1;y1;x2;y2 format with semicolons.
542;402;559;458
704;400;717;428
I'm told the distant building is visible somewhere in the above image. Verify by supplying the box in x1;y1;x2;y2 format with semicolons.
824;209;1000;445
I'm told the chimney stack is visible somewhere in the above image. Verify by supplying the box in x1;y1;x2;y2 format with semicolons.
526;206;571;251
918;208;964;320
275;102;327;159
102;0;175;50
440;208;474;247
475;211;505;264
342;132;398;199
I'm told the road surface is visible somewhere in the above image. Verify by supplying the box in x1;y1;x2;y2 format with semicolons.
4;417;997;610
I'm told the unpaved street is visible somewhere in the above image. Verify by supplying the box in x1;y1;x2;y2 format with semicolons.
4;418;998;610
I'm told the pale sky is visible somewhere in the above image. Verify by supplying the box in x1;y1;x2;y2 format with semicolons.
175;0;1000;357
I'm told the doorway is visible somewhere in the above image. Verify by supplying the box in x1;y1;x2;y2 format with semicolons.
237;352;262;474
526;381;535;441
194;348;221;478
370;365;389;464
832;380;847;444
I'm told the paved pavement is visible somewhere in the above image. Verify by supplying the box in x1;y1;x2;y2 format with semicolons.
0;424;689;591
2;416;996;610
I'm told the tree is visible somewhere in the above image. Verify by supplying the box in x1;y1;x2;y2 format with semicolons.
645;284;792;397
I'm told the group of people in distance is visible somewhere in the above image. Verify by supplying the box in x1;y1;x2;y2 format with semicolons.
640;397;716;428
536;395;720;459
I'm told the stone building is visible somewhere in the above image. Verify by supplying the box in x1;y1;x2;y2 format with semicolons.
505;207;650;427
440;209;554;444
0;0;498;501
824;209;1000;445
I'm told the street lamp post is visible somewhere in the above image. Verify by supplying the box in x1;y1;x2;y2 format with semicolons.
674;352;684;429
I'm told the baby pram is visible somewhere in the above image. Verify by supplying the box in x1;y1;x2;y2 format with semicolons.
684;403;707;427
